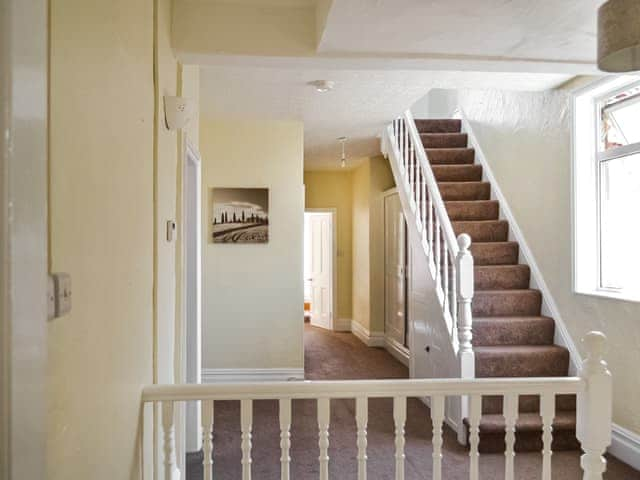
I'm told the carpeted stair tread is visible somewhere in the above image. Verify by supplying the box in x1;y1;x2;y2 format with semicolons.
426;148;475;165
432;164;483;182
470;242;519;265
421;132;468;148
415;119;461;133
474;264;530;290
481;393;576;415
438;182;491;201
473;289;542;316
473;316;555;346
478;410;576;433
475;345;569;377
452;220;509;242
445;200;499;220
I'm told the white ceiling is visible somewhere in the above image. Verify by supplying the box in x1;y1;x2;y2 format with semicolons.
200;66;572;170
320;0;601;64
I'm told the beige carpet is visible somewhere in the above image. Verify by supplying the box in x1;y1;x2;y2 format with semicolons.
187;325;639;479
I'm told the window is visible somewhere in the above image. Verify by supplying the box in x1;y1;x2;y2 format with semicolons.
573;77;640;302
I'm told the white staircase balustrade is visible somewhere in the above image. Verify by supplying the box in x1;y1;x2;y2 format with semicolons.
145;332;611;480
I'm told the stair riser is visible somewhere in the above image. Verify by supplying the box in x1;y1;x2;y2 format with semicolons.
415;119;461;133
432;165;482;182
474;266;530;290
439;182;491;201
473;291;542;317
476;430;580;454
453;221;509;242
445;201;499;221
473;318;555;346
482;394;576;414
475;347;569;378
470;243;519;265
427;148;475;165
421;133;468;148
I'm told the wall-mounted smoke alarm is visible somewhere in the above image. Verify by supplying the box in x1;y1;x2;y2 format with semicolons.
164;96;196;131
309;80;335;93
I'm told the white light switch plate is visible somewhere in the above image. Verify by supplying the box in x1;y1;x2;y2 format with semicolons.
48;272;72;320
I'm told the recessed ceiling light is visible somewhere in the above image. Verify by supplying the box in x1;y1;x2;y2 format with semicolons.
309;80;335;93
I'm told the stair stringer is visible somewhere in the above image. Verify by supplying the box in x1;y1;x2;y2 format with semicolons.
382;125;465;435
453;108;581;375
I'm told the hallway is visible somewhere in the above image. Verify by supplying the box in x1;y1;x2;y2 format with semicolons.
187;325;639;479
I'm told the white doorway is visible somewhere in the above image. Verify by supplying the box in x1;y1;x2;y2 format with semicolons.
304;210;336;330
182;141;202;452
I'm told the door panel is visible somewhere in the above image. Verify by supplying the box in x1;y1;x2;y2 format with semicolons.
309;213;333;330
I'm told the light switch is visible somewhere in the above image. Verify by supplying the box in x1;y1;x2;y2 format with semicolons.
48;272;72;320
167;220;176;242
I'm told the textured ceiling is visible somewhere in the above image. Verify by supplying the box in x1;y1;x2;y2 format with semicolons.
200;66;572;170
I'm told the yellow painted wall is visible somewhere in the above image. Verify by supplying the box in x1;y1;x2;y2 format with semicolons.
304;171;353;320
352;161;371;330
200;119;304;370
48;0;195;478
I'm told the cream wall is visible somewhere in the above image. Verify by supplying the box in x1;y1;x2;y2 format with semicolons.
352;161;371;330
419;88;640;436
48;1;195;478
200;119;304;370
304;171;353;320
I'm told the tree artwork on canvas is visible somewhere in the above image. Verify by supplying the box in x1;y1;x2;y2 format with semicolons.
211;187;269;243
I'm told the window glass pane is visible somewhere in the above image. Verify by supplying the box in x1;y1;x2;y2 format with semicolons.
600;86;640;151
599;152;640;292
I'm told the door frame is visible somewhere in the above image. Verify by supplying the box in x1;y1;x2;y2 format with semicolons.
304;208;338;330
0;1;49;478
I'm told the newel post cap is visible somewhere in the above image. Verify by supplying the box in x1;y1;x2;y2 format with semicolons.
583;331;607;360
457;233;472;252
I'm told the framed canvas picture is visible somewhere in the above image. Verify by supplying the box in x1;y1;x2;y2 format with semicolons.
210;187;269;243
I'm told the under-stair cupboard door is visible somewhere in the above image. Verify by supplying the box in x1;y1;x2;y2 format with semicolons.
309;213;333;330
384;193;407;347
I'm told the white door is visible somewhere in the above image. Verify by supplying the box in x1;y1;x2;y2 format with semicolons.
308;213;333;330
385;193;407;346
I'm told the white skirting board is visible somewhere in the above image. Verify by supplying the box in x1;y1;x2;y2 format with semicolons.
609;424;640;471
384;337;410;367
202;368;304;383
350;321;385;347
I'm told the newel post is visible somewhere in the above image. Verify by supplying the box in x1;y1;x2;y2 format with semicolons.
456;234;475;444
577;331;612;480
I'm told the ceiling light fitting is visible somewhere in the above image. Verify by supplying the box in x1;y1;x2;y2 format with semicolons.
598;0;640;72
338;136;347;169
310;80;335;93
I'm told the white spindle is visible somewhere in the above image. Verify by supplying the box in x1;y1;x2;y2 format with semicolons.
503;393;518;480
241;399;253;480
450;250;458;322
468;395;481;480
435;217;441;285
431;395;445;480
427;199;434;255
541;393;555;480
318;398;330;480
442;241;449;313
577;332;612;480
279;398;292;480
403;120;408;173
421;176;427;238
201;400;214;480
161;401;180;480
356;396;368;480
393;396;406;480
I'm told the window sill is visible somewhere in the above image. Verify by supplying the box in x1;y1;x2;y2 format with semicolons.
574;288;640;304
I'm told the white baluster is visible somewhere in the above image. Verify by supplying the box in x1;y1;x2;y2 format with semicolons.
435;218;441;286
393;396;406;480
318;398;330;480
279;398;292;480
421;177;427;241
577;332;612;480
468;395;482;480
431;395;445;480
404;121;409;176
356;396;368;480
541;392;555;480
427;199;434;255
450;250;458;322
201;400;214;480
415;168;422;228
162;401;181;480
503;393;518;480
442;242;449;313
241;399;253;480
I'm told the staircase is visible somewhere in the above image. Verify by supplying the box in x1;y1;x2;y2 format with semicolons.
389;115;579;453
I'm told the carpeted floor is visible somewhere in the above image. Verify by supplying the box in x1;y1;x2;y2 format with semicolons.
187;325;640;479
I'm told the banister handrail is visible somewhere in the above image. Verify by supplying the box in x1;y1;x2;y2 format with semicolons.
142;376;585;402
403;109;459;255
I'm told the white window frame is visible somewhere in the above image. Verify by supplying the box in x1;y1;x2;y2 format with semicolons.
572;75;640;302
